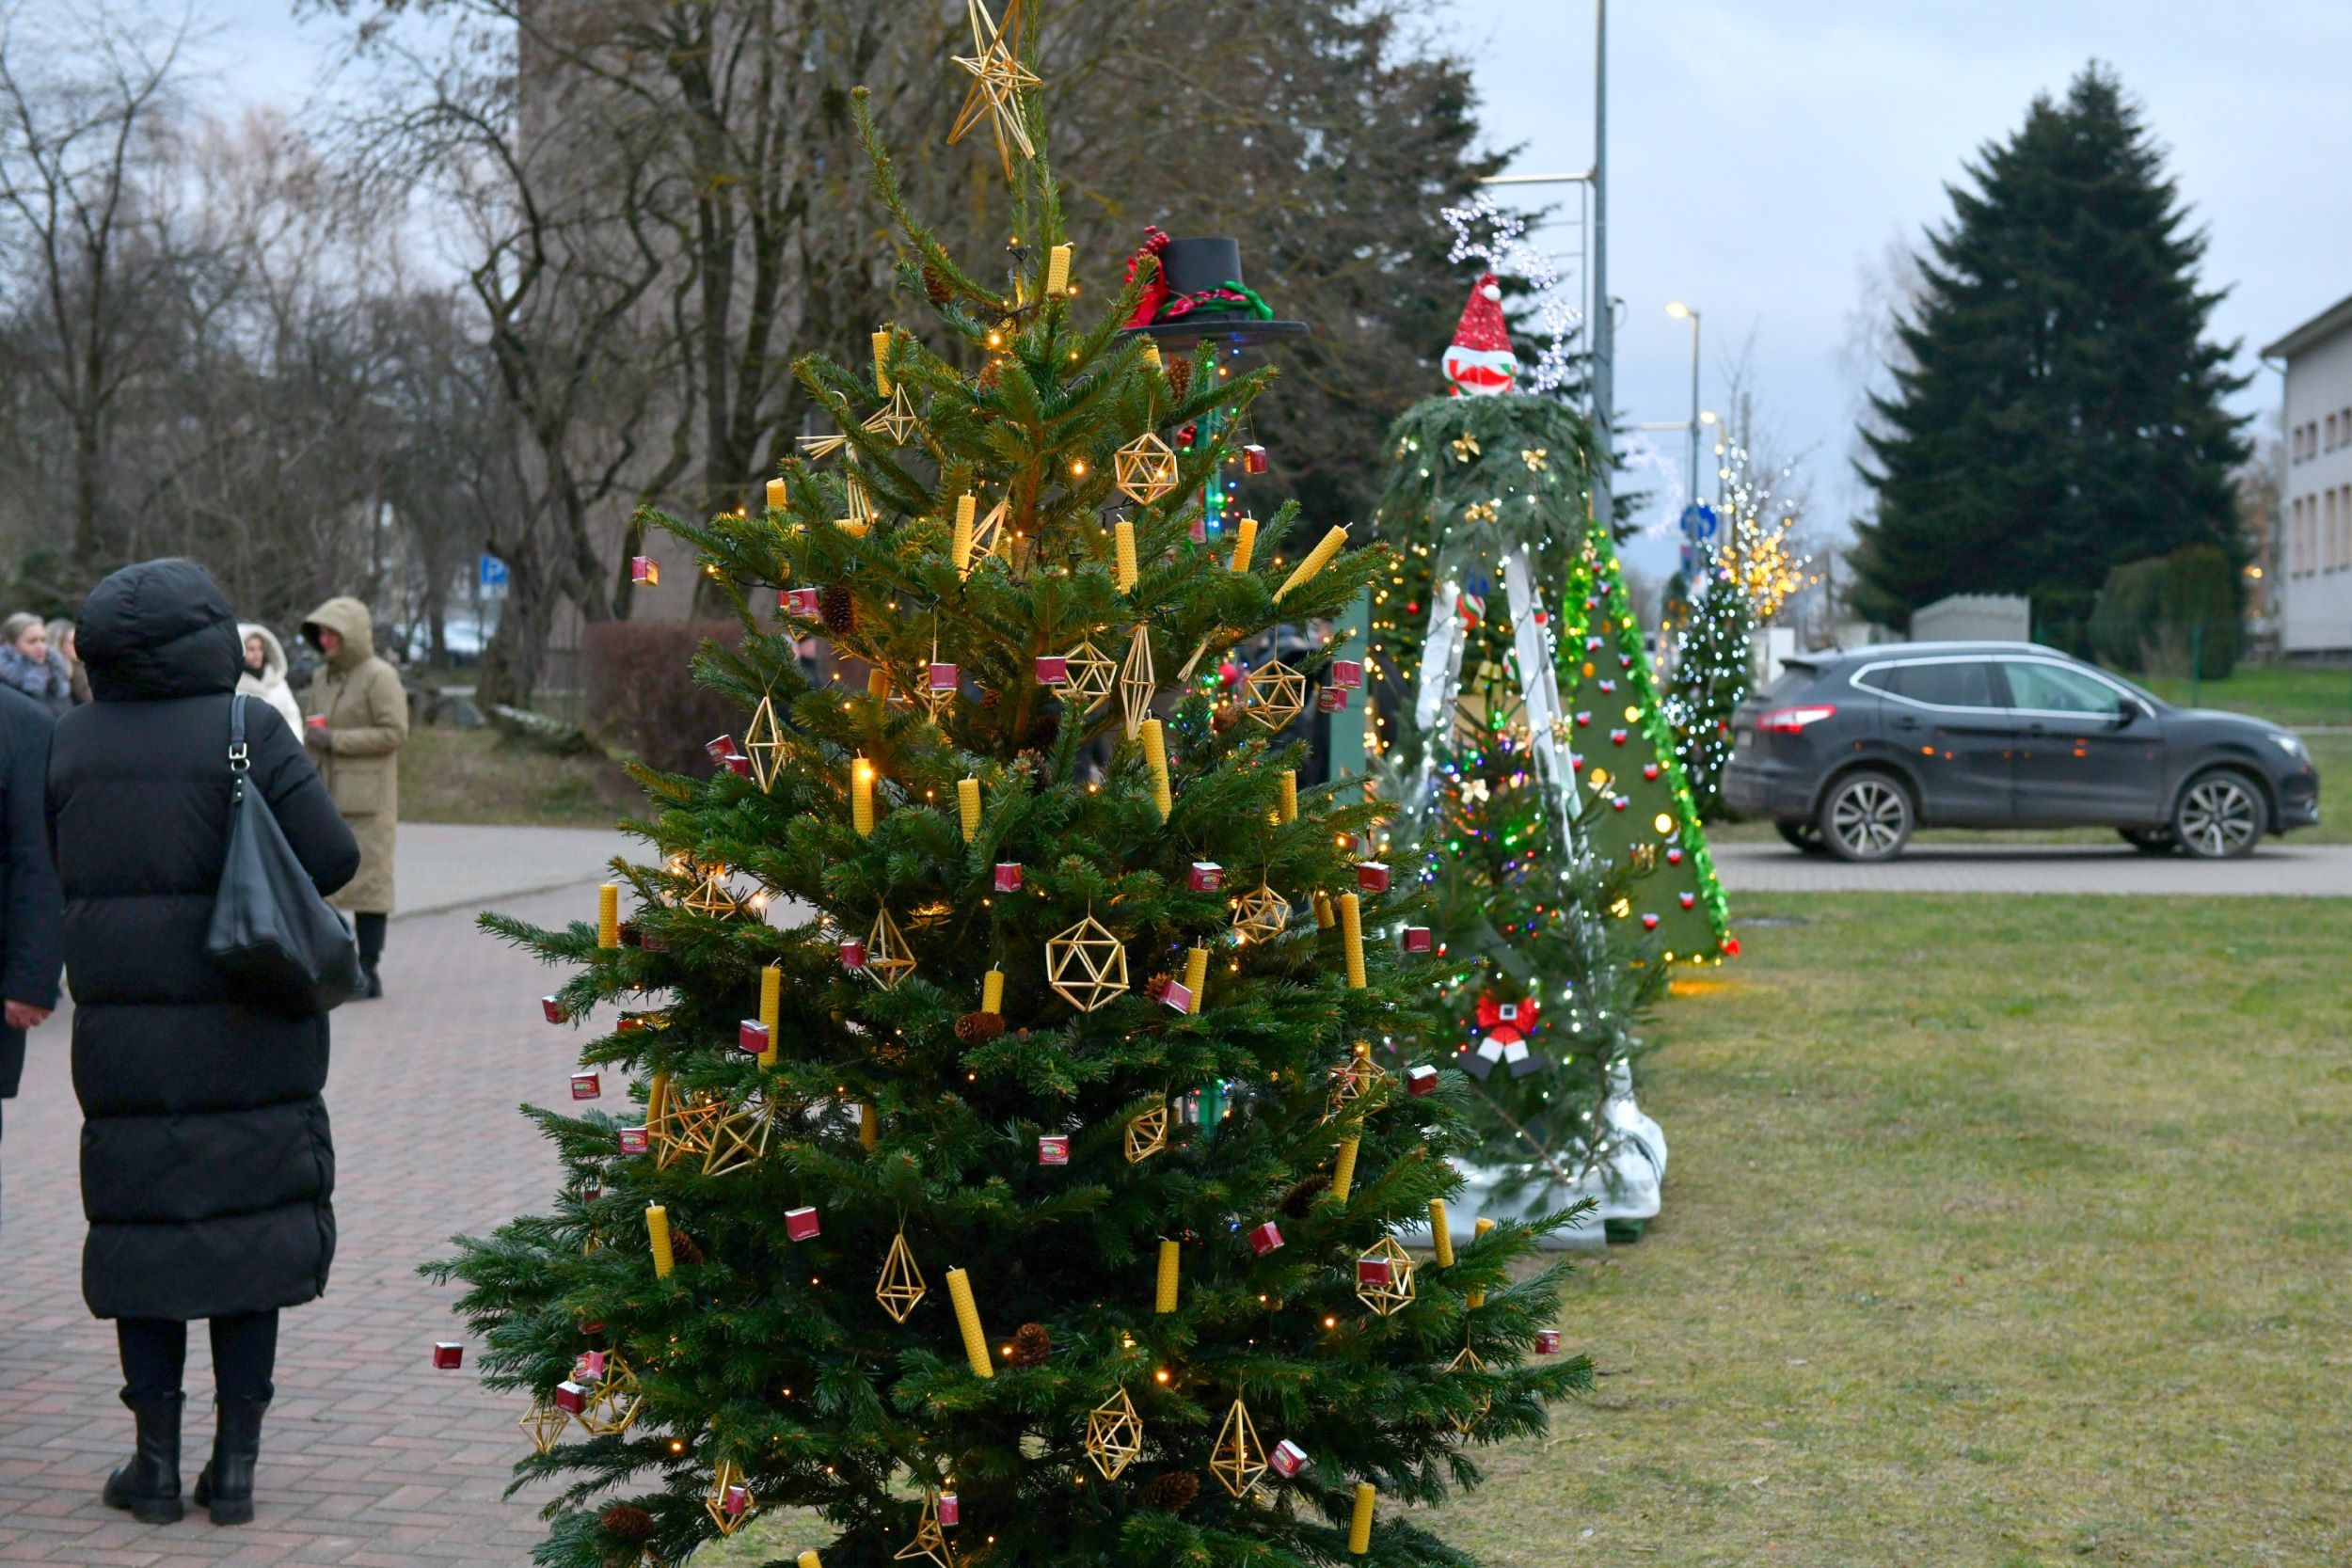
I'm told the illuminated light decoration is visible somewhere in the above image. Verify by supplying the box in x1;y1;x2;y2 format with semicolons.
1439;196;1581;393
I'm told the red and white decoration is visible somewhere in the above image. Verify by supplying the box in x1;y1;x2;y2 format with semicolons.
1247;1221;1284;1257
1037;1134;1071;1165
433;1342;464;1370
738;1020;771;1055
1160;980;1193;1014
782;586;822;616
617;1127;649;1156
1188;862;1223;893
993;863;1025;892
1403;926;1432;954
937;1492;961;1527
1356;863;1391;893
841;938;867;970
1269;1439;1311;1478
569;1072;600;1101
1034;655;1069;686
784;1207;822;1242
1328;658;1362;689
541;995;566;1024
1441;273;1517;397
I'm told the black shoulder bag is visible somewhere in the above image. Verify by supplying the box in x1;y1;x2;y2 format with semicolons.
204;693;363;1014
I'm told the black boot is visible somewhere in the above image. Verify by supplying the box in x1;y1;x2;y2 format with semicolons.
191;1395;267;1526
102;1391;184;1525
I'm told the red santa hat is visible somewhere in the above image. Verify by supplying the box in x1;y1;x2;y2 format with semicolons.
1441;273;1517;397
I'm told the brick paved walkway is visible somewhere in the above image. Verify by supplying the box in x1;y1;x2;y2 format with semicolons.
0;883;606;1566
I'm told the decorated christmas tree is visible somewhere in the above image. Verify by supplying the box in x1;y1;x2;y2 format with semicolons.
432;20;1589;1568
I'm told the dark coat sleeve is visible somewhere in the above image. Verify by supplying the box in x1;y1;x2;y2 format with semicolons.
246;699;362;898
1;704;62;1008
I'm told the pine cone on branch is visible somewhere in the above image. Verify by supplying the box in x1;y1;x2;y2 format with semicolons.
1008;1322;1052;1367
671;1229;705;1267
955;1011;1007;1045
818;582;858;637
1166;356;1193;400
977;357;1004;392
922;262;954;305
600;1503;656;1541
1137;1471;1200;1513
1280;1172;1330;1217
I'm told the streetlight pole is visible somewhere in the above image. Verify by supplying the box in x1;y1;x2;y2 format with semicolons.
1589;0;1612;536
1666;302;1700;507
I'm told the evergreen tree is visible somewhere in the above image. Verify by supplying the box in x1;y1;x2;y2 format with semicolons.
433;39;1588;1568
1663;570;1752;821
1850;63;2249;634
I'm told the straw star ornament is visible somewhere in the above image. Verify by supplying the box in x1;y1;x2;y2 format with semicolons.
947;0;1041;182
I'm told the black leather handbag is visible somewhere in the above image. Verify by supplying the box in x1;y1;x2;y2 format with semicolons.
203;694;362;1014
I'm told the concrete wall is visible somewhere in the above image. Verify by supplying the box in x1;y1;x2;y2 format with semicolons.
1912;594;2031;644
2281;328;2352;654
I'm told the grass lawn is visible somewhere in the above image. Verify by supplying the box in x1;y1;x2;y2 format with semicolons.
398;725;634;827
2137;660;2352;729
1449;892;2352;1568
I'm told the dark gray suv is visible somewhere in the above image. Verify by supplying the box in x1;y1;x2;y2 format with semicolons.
1722;641;2322;862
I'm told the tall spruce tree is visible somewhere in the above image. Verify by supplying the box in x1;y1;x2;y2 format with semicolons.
1850;64;2249;635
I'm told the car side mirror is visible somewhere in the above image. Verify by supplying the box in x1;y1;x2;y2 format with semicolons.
2111;698;2147;726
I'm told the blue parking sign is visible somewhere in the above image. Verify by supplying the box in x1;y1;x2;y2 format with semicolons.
479;553;510;598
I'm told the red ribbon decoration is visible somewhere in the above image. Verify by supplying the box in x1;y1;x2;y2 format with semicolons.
1122;226;1172;328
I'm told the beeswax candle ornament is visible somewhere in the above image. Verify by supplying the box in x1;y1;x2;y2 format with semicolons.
597;883;620;948
1274;524;1348;603
1348;1482;1375;1554
860;1103;880;1151
800;1552;823;1568
1339;892;1367;989
1313;891;1335;930
1046;242;1073;296
1467;1216;1496;1308
1429;1198;1455;1268
946;1266;993;1378
1114;518;1139;591
851;756;876;836
645;1205;675;1278
871;328;893;394
1278;769;1297;823
766;477;787;512
1155;1238;1180;1313
1330;1135;1359;1202
1231;515;1258;573
866;667;890;701
958;777;982;842
951;493;977;577
981;968;1005;1015
1183;945;1209;1013
1140;719;1172;820
757;963;782;1067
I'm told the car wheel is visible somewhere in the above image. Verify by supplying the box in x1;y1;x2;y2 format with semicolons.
2118;828;2177;855
2172;769;2265;860
1819;772;1914;863
1775;820;1828;855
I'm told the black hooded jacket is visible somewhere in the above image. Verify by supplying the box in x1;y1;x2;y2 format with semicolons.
49;559;360;1320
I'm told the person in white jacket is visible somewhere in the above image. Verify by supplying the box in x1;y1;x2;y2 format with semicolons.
235;624;305;733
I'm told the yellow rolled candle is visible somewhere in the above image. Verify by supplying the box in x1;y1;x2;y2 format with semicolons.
1330;1135;1359;1202
859;1102;879;1152
645;1204;675;1278
867;667;890;700
982;968;1005;1015
766;477;787;513
872;328;893;395
1140;719;1172;820
1046;243;1073;297
1313;891;1335;930
1429;1199;1455;1268
758;963;782;1067
1230;515;1258;573
597;883;620;948
1347;1482;1375;1554
1278;769;1297;823
951;493;977;576
1339;893;1366;989
1155;1238;1180;1314
1183;946;1209;1013
959;777;982;842
799;1552;823;1568
1114;519;1139;592
851;757;876;836
946;1266;993;1378
1141;337;1164;371
1467;1217;1496;1308
646;1070;670;1128
1274;525;1348;603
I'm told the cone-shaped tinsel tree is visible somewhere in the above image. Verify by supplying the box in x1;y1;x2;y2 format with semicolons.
432;28;1589;1568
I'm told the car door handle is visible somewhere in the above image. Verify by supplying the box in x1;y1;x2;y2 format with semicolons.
2026;721;2049;736
1889;715;1919;731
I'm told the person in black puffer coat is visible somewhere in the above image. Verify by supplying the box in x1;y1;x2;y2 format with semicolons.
49;560;359;1528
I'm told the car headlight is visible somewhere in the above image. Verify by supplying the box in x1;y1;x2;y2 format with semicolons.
2270;733;2309;761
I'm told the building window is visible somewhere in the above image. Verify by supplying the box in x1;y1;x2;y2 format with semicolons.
2330;414;2340;451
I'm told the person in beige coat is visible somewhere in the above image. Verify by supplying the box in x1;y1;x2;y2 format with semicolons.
299;597;407;999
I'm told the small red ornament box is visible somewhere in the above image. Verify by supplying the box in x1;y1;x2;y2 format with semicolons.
1188;861;1223;892
994;863;1024;892
738;1020;771;1054
569;1072;600;1101
432;1342;464;1370
1356;863;1391;893
1037;1135;1070;1165
1247;1221;1283;1257
785;1207;821;1242
1406;1064;1438;1096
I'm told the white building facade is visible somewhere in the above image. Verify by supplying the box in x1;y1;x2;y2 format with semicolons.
2265;294;2352;655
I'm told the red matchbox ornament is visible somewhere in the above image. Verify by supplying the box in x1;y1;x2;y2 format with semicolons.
1356;863;1391;894
720;752;752;777
841;938;867;970
1316;687;1349;713
706;734;738;761
782;586;821;616
1403;926;1432;954
1247;1221;1284;1257
930;661;960;691
1406;1064;1439;1096
937;1492;961;1527
569;1071;600;1101
785;1207;821;1242
433;1342;464;1370
1269;1438;1310;1478
1241;443;1269;474
1037;1135;1071;1165
553;1380;590;1414
1329;658;1363;689
541;995;566;1024
738;1019;771;1055
1534;1328;1561;1355
1357;1256;1393;1289
723;1484;753;1520
617;1126;649;1156
629;555;659;585
1160;980;1193;1014
993;863;1025;893
1188;861;1224;893
574;1350;608;1383
1034;654;1069;686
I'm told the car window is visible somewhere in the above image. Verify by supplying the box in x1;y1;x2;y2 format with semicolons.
2002;659;2123;715
1853;659;1994;707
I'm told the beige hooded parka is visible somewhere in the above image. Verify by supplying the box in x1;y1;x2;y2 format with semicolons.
300;596;408;912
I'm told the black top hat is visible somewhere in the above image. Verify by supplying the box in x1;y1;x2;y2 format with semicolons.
1120;231;1309;346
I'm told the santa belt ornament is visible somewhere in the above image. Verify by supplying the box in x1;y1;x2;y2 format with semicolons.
1461;1036;1542;1081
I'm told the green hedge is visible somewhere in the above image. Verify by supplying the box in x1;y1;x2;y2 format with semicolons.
2088;544;2239;680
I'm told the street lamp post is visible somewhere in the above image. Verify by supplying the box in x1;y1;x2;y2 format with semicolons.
1666;301;1700;506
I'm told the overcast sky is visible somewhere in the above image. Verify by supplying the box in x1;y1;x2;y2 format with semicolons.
204;0;2352;569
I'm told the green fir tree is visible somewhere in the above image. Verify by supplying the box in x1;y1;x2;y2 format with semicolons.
431;48;1589;1568
1850;63;2249;635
